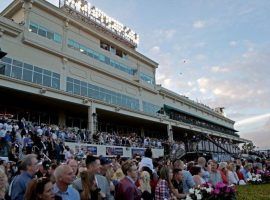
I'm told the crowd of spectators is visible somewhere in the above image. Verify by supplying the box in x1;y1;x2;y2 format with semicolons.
1;117;269;199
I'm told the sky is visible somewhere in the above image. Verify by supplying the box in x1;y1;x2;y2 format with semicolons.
1;0;270;149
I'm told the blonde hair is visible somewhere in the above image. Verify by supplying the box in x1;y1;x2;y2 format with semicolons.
139;171;151;193
0;169;8;199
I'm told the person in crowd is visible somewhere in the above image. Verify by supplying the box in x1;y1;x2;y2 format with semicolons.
36;160;51;178
11;154;38;200
209;160;222;186
100;157;112;176
80;171;101;200
105;166;115;197
173;160;195;194
24;177;55;200
236;165;246;184
115;160;141;200
171;168;186;199
138;171;152;200
73;155;113;200
190;166;205;186
53;164;80;200
139;148;154;172
218;162;228;184
155;166;175;200
227;162;239;185
197;157;210;182
67;159;78;177
240;163;253;182
0;169;8;200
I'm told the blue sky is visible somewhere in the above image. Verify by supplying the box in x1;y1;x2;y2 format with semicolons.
1;0;270;149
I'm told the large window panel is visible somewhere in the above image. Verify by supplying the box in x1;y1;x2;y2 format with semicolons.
52;78;60;89
54;33;62;43
29;22;38;33
43;75;51;87
33;72;42;85
67;82;73;93
22;69;33;82
11;66;22;79
74;84;80;95
81;86;87;97
38;26;47;37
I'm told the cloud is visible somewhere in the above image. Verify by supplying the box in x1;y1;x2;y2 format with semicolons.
235;113;270;126
239;118;270;149
193;20;206;29
149;46;160;54
211;66;229;72
229;41;237;47
195;54;207;60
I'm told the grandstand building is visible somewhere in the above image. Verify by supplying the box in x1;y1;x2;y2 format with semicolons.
0;0;250;160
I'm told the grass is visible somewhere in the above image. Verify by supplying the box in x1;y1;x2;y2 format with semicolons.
236;184;270;200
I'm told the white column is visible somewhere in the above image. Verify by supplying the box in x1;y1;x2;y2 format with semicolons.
167;123;173;142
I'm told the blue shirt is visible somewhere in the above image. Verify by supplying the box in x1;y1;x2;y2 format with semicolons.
53;184;80;200
11;172;34;200
182;170;195;193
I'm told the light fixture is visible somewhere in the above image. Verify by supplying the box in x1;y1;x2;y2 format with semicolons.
40;88;47;94
82;98;88;104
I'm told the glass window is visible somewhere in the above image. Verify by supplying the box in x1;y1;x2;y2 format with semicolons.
47;31;54;40
67;39;74;48
111;96;117;105
54;33;62;43
53;73;60;79
74;84;80;95
67;82;73;93
0;64;5;75
81;86;87;96
13;60;23;67
67;77;73;83
29;22;38;33
81;81;87;87
23;63;33;70
105;94;111;103
87;48;94;57
1;57;12;64
74;79;80;85
88;88;95;98
0;63;11;76
52;78;60;89
22;69;33;82
4;64;11;76
11;66;22;79
38;26;47;37
43;75;51;87
34;66;43;73
33;72;42;85
43;69;51;76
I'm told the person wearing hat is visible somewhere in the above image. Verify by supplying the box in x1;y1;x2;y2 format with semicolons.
100;157;112;176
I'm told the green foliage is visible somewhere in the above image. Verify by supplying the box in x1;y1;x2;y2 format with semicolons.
236;184;270;200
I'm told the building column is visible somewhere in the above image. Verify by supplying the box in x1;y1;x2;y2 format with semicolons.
58;111;66;128
87;103;97;135
167;123;173;142
140;127;145;137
